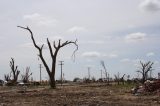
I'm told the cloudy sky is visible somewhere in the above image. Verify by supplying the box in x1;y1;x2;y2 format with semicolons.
0;0;160;81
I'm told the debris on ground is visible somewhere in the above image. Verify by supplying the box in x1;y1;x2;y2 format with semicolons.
131;80;160;95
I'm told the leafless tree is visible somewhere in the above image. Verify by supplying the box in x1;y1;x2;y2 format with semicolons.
91;76;96;82
120;74;125;85
100;61;109;84
21;67;32;83
10;58;20;83
18;26;78;88
114;72;125;85
136;61;154;83
4;74;11;81
114;72;120;85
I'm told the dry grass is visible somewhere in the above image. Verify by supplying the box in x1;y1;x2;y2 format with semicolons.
0;83;160;106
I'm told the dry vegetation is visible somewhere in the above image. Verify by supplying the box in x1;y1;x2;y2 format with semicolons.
0;83;160;106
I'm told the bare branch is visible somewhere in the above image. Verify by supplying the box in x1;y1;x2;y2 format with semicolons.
54;39;78;61
58;39;61;47
47;38;54;58
71;39;78;61
17;26;41;51
122;74;125;79
40;44;44;51
53;41;57;49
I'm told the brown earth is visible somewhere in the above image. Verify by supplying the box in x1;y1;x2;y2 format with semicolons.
0;83;160;106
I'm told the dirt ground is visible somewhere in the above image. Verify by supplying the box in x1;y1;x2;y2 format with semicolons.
0;83;160;106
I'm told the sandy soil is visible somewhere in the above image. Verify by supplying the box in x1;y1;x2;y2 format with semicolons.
0;83;160;106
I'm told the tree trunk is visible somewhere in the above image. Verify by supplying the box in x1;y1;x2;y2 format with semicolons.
50;77;56;88
142;74;145;83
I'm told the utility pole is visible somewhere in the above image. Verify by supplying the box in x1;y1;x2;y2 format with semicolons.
39;64;43;84
88;67;91;80
63;73;65;82
59;61;64;86
108;73;110;85
100;69;102;79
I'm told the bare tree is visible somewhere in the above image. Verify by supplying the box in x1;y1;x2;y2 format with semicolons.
114;72;125;85
21;67;32;83
120;74;125;85
4;74;11;81
10;58;20;83
136;61;154;84
18;26;78;88
100;61;109;84
114;72;120;85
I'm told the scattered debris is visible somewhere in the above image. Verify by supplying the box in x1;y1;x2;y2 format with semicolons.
17;85;27;93
131;80;160;95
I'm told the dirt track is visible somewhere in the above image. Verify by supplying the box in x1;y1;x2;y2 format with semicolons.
0;84;160;106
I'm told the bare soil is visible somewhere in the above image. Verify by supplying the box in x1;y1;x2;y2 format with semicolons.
0;83;160;106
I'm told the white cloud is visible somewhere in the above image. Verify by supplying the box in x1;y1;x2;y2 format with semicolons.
68;26;86;33
146;52;155;57
108;54;118;58
82;51;101;58
125;32;146;42
23;13;58;27
103;53;119;59
81;51;118;59
120;58;131;62
139;0;160;12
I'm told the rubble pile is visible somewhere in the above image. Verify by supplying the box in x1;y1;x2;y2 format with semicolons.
131;80;160;95
144;80;160;92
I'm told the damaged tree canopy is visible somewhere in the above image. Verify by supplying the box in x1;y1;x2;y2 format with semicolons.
18;26;78;88
137;61;154;84
10;58;20;83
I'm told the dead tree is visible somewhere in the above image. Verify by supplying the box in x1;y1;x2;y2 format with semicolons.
114;72;120;85
120;74;125;85
114;72;125;85
100;61;109;85
18;26;78;88
136;61;154;84
4;74;11;81
10;58;20;83
21;67;32;83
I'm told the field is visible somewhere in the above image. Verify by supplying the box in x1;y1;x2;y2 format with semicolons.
0;83;160;106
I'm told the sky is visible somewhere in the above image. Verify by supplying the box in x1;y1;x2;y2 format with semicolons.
0;0;160;81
